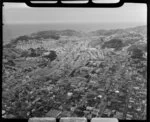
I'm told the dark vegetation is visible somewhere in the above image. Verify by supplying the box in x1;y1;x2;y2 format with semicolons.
102;39;124;51
42;51;57;62
89;29;125;36
90;25;146;37
127;45;145;60
31;31;60;40
4;29;83;48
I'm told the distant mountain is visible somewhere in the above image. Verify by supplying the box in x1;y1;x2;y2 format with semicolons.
59;29;84;37
89;29;126;36
88;25;146;51
4;25;146;48
88;25;146;36
4;29;84;48
30;29;83;38
125;25;147;35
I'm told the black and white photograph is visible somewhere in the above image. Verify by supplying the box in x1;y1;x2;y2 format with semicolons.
2;2;147;120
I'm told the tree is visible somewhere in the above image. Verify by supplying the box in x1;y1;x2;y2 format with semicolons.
102;39;124;51
127;45;144;60
42;50;57;61
29;48;37;57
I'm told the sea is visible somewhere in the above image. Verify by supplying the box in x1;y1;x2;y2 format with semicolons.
3;22;146;44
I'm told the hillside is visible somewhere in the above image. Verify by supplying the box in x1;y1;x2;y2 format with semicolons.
89;25;146;36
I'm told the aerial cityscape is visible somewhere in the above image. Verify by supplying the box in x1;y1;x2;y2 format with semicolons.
2;3;147;120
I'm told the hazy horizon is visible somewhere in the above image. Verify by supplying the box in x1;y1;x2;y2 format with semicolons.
3;2;147;43
3;22;146;43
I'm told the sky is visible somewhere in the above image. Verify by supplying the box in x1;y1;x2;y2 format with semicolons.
3;2;147;24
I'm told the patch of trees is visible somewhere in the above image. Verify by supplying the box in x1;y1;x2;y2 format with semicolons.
127;45;145;60
15;35;32;41
90;29;124;36
32;31;60;40
42;50;57;61
102;39;124;51
60;30;82;37
4;35;33;48
11;35;33;45
28;48;41;57
132;48;143;59
5;31;61;48
20;47;46;58
20;48;57;61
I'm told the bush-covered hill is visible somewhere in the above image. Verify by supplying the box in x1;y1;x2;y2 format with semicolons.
89;25;146;37
4;29;84;48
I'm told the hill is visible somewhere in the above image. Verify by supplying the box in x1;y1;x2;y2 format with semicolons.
88;25;146;36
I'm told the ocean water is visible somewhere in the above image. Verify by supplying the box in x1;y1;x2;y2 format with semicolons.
3;22;145;44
